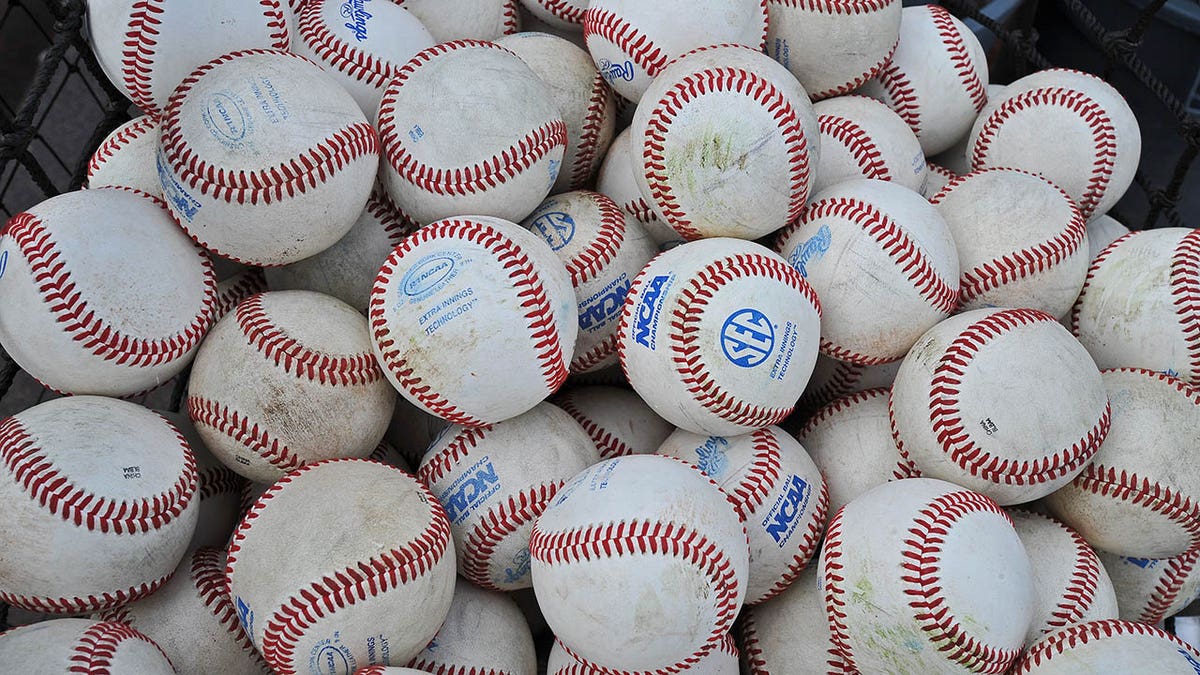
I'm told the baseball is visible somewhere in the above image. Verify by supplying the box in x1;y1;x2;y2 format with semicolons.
529;455;749;672
890;307;1110;505
377;40;566;226
0;188;216;397
408;579;538;674
1098;547;1200;625
520;190;657;373
595;127;686;249
794;355;901;417
922;160;958;199
86;0;292;116
617;237;822;436
738;563;849;675
632;44;819;242
1044;368;1200;558
416;402;600;591
765;0;901;100
821;478;1035;673
0;396;198;614
583;0;768;103
187;290;397;483
548;633;740;673
98;547;268;674
519;0;586;30
227;459;457;673
658;425;828;605
0;619;174;674
157;49;379;266
552;385;674;459
369;216;577;426
777;178;960;365
392;0;520;42
159;411;246;551
1071;227;1200;383
1012;620;1200;674
1086;213;1130;260
931;168;1090;318
497;31;617;193
294;0;435;117
811;94;927;195
86;115;161;194
213;266;269;323
968;68;1142;221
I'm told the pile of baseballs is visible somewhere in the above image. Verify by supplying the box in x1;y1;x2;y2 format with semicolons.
0;0;1195;673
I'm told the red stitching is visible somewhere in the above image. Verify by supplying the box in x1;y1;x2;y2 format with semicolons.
912;308;1110;486
569;73;614;190
571;333;619;375
529;519;742;673
235;293;382;386
160;49;378;207
810;39;899;101
213;268;268;320
583;7;668;79
86;116;158;184
225;458;452;675
69;621;174;674
901;491;1021;672
928;5;987;113
1139;546;1200;624
642;65;811;241
931;168;1088;307
803;197;959;314
1071;465;1200;552
822;505;854;669
535;0;586;25
819;114;893;182
560;193;626;288
1013;619;1200;672
370;219;570;427
197;462;244;501
120;0;165;114
873;58;920;136
757;478;829;603
190;547;270;670
502;0;520;34
1070;230;1135;336
661;253;821;430
377;40;567;197
0;572;173;616
767;0;894;13
461;482;563;590
0;414;197;535
739;607;768;674
1170;229;1200;383
298;0;404;88
1020;511;1105;633
796;359;865;412
3;209;217;368
416;425;488;491
187;397;306;474
971;87;1116;219
730;428;783;518
553;390;636;459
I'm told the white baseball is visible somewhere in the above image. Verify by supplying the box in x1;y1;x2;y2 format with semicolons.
369;216;577;426
968;68;1142;221
931;168;1090;318
820;478;1035;674
777;178;960;365
1071;227;1200;384
1044;368;1200;558
213;266;269;323
157;49;378;266
632;44;819;242
922;160;957;199
658;426;828;605
355;669;430;675
377;40;565;226
529;455;749;672
617;237;822;436
393;0;520;42
1097;547;1200;625
796;387;918;515
738;563;849;675
295;0;434;117
519;0;586;30
1008;509;1119;646
408;579;538;673
890;307;1110;505
859;4;988;155
160;411;246;551
187;290;397;483
765;0;901;100
0;396;198;614
496;32;617;193
553;385;674;459
548;633;740;673
927;83;1008;175
264;187;416;313
1012;620;1200;674
0;619;174;674
86;115;160;194
595;127;686;249
583;0;768;103
0;188;216;397
98;547;268;674
227;459;457;673
417;402;599;591
87;0;291;116
1085;213;1129;260
794;354;901;416
812;94;927;195
520;191;657;374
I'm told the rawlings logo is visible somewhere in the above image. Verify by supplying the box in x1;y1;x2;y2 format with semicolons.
721;308;775;368
633;274;673;349
762;474;811;546
504;546;532;585
598;58;635;83
0;250;7;280
788;224;831;278
695;437;729;478
341;0;372;42
439;456;501;525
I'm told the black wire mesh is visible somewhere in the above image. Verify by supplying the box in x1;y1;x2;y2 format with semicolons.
0;0;1197;633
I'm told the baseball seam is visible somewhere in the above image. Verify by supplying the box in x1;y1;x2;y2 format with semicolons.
191;547;270;669
757;478;829;603
214;268;268;321
1170;229;1200;383
72;621;176;674
568;74;613;189
811;38;899;101
583;7;668;80
768;0;895;14
731;428;784;518
928;5;988;112
298;0;403;89
1141;546;1200;624
819;114;894;182
461;481;563;591
86;116;158;184
187;397;307;474
562;194;626;288
0;572;173;616
1014;619;1200;672
1069;230;1134;335
553;393;636;460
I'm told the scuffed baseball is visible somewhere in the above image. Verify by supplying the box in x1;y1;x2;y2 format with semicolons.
552;385;674;459
393;0;520;42
794;355;902;419
1085;213;1130;261
1098;547;1200;625
519;0;586;30
548;633;739;673
408;579;537;673
160;411;246;551
595;127;686;249
811;94;927;195
738;562;849;675
86;115;161;194
1011;620;1200;674
0;619;174;674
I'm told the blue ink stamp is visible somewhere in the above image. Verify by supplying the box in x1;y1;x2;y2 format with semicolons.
504;546;532;585
695;436;729;478
309;632;356;675
439;456;500;524
201;91;252;148
157;149;201;222
529;211;575;250
633;274;673;350
341;0;373;42
762;474;811;546
721;308;775;368
598;59;635;83
408;124;424;143
401;251;462;301
788;224;831;278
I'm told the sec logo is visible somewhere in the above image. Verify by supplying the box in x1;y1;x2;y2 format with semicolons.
720;308;775;368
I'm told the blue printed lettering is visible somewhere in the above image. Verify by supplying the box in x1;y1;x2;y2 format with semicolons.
721;309;775;368
788;224;831;278
341;0;373;41
762;475;811;546
633;274;672;349
439;457;501;524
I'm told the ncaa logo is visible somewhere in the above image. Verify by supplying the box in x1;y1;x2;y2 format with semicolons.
720;308;775;368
